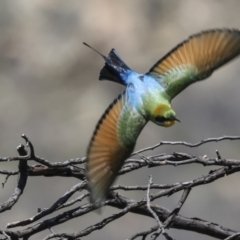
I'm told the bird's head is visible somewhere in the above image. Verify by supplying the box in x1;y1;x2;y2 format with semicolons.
151;104;180;127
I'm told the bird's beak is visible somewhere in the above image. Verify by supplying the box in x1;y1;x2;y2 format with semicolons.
170;116;181;123
175;117;181;123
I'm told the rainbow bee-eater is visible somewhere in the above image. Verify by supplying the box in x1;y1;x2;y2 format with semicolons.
85;29;240;208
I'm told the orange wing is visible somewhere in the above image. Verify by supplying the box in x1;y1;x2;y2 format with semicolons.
87;92;134;207
148;29;240;99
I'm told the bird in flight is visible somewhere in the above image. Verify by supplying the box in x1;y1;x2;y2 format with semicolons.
84;29;240;208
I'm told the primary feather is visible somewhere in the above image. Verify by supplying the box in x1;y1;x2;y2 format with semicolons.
147;29;240;99
87;91;147;207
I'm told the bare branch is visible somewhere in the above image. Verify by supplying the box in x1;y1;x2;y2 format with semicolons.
111;183;178;191
1;135;240;239
7;181;87;228
0;135;86;169
0;144;28;213
132;135;240;155
27;164;86;180
111;193;238;240
41;165;240;240
121;152;240;175
0;170;18;176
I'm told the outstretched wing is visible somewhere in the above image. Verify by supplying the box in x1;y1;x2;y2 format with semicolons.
147;29;240;100
87;91;147;208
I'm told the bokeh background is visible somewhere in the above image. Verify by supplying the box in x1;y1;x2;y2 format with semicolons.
1;1;240;239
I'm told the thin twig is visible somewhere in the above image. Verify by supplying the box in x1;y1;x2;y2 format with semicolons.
2;175;11;188
146;175;165;239
132;136;240;156
224;232;240;240
127;225;158;240
216;150;222;160
164;188;192;229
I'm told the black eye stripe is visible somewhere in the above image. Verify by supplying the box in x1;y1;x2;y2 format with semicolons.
155;116;167;122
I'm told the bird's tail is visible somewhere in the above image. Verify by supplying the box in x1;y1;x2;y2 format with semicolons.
99;49;131;85
83;42;131;86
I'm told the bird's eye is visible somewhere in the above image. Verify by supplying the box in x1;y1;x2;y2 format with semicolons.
155;116;167;123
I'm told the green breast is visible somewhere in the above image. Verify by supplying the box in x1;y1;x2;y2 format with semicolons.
117;104;147;148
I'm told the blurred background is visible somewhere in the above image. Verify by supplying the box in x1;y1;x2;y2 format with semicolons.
0;0;240;239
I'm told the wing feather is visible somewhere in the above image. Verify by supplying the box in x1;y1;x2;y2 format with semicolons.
87;91;147;207
148;29;240;99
